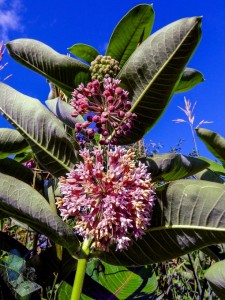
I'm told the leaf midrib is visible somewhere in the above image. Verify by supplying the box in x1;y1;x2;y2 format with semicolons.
10;50;74;92
0;108;70;172
130;18;200;113
147;225;225;232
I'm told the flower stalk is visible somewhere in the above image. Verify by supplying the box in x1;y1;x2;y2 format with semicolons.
71;238;92;300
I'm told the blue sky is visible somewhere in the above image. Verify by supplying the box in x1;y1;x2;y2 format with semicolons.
0;0;225;158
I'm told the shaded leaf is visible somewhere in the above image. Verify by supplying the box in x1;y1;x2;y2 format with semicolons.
140;153;209;182
68;44;100;64
0;83;79;177
116;17;202;144
6;39;91;94
205;260;225;299
46;98;84;129
194;169;224;184
97;180;225;266
0;173;80;257
14;149;33;163
0;158;35;186
0;128;29;159
106;4;154;68
175;67;204;93
196;128;225;166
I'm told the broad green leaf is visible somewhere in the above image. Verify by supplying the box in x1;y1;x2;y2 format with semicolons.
0;173;80;257
14;149;33;163
57;261;157;300
46;98;84;129
205;260;225;299
116;17;202;144
6;39;91;94
0;128;29;159
97;180;225;266
194;169;224;183
68;44;100;64
57;282;73;300
141;153;209;182
175;67;204;93
106;4;154;68
197;156;225;175
84;260;157;299
0;82;79;177
196;128;225;166
0;158;35;186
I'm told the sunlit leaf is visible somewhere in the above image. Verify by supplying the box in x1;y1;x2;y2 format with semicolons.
46;98;84;129
116;17;202;144
175;67;204;93
197;156;225;175
0;173;80;256
0;128;29;159
141;153;209;182
196;128;225;166
0;82;79;177
57;261;157;300
84;260;157;299
106;4;154;68
68;44;100;64
205;260;225;299
6;39;91;94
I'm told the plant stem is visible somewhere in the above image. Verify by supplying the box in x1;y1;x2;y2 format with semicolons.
70;238;91;300
187;254;202;296
190;124;199;155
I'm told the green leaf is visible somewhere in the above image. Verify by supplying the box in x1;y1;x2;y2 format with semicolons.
196;128;225;166
0;128;29;159
141;153;209;182
57;261;157;300
6;39;91;94
0;158;35;186
116;17;202;144
197;156;225;175
68;44;100;64
106;4;154;68
0;173;80;257
0;82;79;177
205;260;225;299
194;169;224;183
46;98;84;129
97;179;225;266
14;149;33;163
84;260;157;299
175;67;204;93
57;282;72;300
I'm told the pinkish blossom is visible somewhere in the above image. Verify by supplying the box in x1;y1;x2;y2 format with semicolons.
71;78;137;145
57;147;155;251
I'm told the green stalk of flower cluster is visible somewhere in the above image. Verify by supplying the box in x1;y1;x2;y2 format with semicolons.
71;238;92;300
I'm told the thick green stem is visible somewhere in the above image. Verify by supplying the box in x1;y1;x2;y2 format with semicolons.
70;239;91;300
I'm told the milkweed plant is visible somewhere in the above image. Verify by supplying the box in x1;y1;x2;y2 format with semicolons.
1;4;225;300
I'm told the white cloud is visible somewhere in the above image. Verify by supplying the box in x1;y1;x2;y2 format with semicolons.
0;0;24;42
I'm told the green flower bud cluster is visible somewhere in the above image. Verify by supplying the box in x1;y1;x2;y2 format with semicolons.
90;55;120;81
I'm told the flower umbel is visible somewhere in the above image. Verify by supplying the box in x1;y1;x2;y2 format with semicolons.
57;147;155;251
71;78;137;145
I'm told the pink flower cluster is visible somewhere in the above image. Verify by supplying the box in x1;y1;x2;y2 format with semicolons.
57;146;155;251
71;78;137;145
